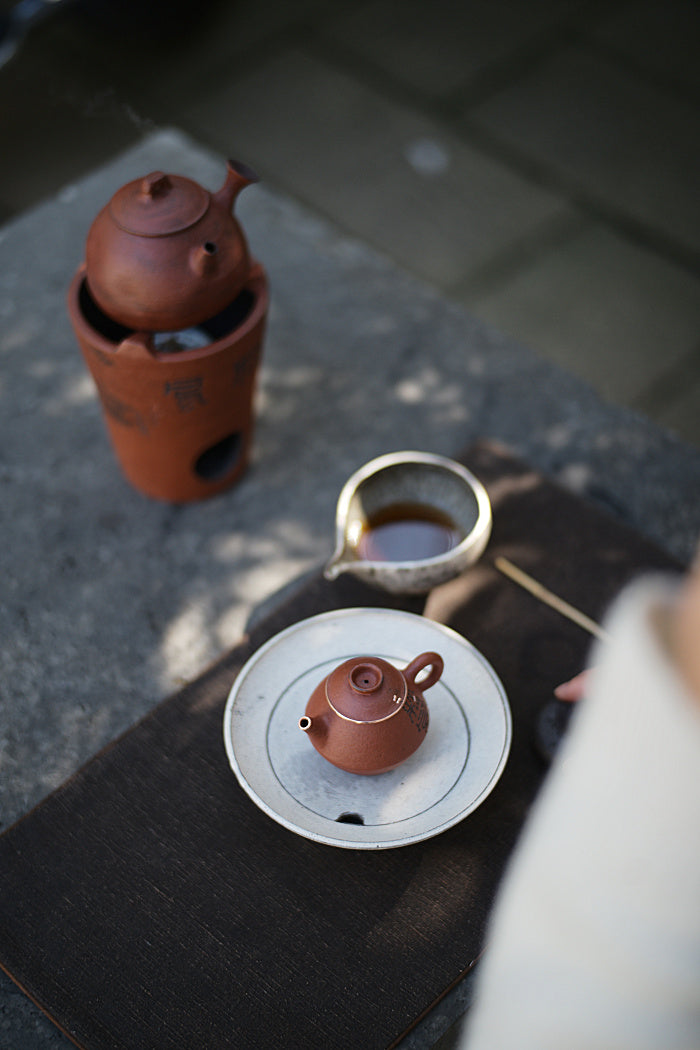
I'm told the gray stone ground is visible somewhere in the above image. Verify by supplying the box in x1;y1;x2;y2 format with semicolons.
1;0;699;445
2;130;700;1049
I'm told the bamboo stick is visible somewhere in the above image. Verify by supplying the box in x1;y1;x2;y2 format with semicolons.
494;556;611;642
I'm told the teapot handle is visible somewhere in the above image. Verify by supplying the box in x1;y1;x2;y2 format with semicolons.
403;651;444;692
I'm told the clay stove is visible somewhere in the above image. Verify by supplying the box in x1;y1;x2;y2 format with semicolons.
67;159;268;502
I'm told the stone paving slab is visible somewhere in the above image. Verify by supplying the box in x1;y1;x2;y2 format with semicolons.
183;48;572;289
318;0;586;100
461;221;700;426
0;29;140;216
37;0;330;117
579;0;700;95
655;375;700;447
2;128;700;1049
466;43;700;260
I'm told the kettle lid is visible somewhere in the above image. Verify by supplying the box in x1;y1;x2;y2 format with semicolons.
108;171;209;237
326;658;406;723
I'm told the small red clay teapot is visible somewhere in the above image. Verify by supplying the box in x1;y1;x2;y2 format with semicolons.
84;159;259;331
299;651;443;775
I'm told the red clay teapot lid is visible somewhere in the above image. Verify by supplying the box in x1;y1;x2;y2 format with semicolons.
108;172;210;237
326;657;407;723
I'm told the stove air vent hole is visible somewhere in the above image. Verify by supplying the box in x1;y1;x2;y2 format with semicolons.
336;812;364;825
194;432;241;481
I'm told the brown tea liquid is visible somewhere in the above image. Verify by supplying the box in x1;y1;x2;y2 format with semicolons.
355;503;462;562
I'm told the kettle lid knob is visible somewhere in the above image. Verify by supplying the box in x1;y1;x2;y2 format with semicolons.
140;172;172;199
108;171;209;237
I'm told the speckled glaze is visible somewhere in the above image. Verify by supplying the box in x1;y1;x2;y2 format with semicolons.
299;650;443;775
324;451;492;594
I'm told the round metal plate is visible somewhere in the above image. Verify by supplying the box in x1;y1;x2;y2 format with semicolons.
223;608;511;849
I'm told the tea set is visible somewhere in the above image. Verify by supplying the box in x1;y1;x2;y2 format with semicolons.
70;157;508;839
223;449;512;849
223;606;511;849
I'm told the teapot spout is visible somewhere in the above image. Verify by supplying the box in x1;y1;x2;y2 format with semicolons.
299;715;327;745
215;158;260;213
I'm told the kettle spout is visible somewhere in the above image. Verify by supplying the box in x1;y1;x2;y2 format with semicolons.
214;158;260;213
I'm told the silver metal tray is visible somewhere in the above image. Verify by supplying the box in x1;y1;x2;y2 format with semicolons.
223;608;511;849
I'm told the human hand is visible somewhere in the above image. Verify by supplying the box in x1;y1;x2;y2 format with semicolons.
553;670;590;703
554;557;700;708
669;563;700;708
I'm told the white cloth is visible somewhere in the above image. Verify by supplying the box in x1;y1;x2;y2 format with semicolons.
461;576;700;1049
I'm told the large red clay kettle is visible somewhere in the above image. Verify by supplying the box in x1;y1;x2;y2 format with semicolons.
84;159;258;331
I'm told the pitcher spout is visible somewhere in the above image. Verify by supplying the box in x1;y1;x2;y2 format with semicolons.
324;550;356;581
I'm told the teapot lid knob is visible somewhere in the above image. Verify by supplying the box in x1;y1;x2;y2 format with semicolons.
326;657;407;723
349;663;384;693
